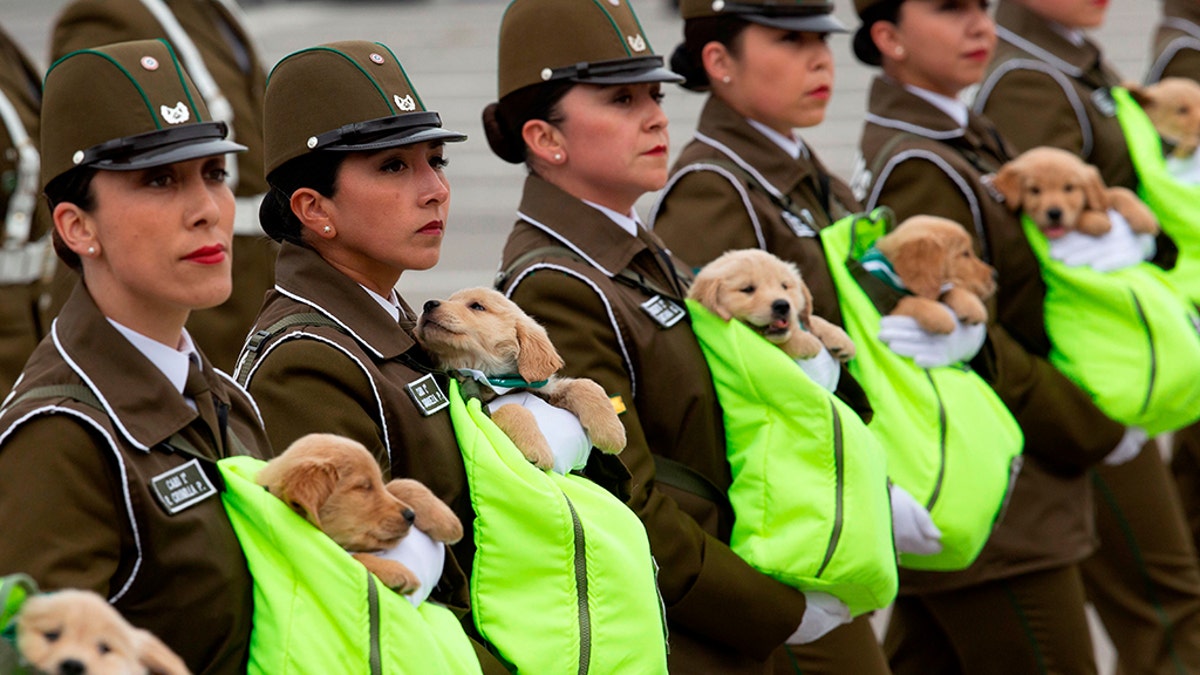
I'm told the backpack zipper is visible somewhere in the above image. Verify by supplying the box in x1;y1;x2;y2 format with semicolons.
563;493;592;675
815;402;845;578
1131;291;1157;416
923;370;948;510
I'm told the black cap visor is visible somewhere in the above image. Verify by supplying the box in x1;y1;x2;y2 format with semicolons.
714;2;848;33
549;56;685;86
310;112;468;152
79;121;246;171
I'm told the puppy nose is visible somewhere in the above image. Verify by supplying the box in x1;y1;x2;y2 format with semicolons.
403;508;416;525
423;300;440;313
59;660;86;675
1047;207;1062;222
771;299;790;316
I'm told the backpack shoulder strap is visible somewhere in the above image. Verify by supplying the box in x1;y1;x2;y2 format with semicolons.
234;311;346;386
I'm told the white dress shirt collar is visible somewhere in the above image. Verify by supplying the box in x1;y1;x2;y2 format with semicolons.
904;83;970;128
747;118;808;160
582;199;643;237
360;284;402;323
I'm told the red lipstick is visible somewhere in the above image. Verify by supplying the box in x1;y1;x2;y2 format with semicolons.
183;244;226;265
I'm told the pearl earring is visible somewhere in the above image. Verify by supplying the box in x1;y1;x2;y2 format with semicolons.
722;75;731;84
554;153;562;161
87;246;96;255
323;225;332;234
895;46;905;57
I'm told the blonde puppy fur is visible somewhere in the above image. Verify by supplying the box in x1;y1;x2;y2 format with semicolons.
17;589;190;675
1127;77;1200;159
993;146;1159;239
414;287;626;470
256;433;463;594
689;248;856;361
872;215;997;335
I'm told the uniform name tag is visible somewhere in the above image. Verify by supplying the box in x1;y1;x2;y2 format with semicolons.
406;373;449;416
1092;88;1117;117
150;459;217;515
641;295;686;328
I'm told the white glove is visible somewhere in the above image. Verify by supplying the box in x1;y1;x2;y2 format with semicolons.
878;312;986;368
1103;426;1148;467
890;483;943;555
487;390;592;474
1166;148;1200;185
1048;209;1152;273
786;591;852;645
796;346;841;393
374;526;446;607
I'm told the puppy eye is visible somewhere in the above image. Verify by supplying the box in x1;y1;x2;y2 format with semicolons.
1028;186;1041;195
781;282;791;290
98;641;111;655
1063;184;1075;193
1181;105;1190;115
740;285;756;294
43;629;61;643
469;302;486;311
357;480;372;491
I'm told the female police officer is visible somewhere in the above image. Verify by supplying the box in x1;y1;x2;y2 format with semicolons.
0;39;271;673
485;0;853;670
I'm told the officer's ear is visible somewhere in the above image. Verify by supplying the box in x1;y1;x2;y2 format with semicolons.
522;118;566;167
869;19;903;63
290;187;335;240
52;201;99;261
701;41;733;87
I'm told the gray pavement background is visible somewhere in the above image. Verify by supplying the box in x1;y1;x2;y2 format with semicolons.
4;0;1156;669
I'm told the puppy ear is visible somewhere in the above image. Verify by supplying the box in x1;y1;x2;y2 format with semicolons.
275;459;339;528
891;235;948;300
133;628;191;675
991;163;1023;211
797;278;815;329
1082;164;1111;212
688;272;732;321
515;317;564;383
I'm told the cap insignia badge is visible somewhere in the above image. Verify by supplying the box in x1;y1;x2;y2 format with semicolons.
394;94;416;111
140;56;159;71
160;101;190;125
627;35;647;53
608;0;620;5
712;0;726;10
369;53;385;64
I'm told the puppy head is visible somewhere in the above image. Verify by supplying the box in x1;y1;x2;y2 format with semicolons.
17;589;190;675
1128;78;1200;158
689;249;813;346
877;216;997;301
256;433;415;552
415;287;563;383
992;147;1109;238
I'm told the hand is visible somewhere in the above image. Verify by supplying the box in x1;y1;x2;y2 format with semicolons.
1048;209;1150;273
1103;426;1148;466
890;483;943;555
786;592;852;645
878;313;986;368
375;526;446;607
796;346;841;393
487;391;592;474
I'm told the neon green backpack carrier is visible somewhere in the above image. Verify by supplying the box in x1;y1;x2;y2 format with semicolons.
819;211;1024;571
218;456;483;675
446;380;668;674
1019;214;1200;435
1112;85;1200;302
686;299;897;617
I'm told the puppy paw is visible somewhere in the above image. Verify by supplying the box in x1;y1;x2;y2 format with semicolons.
782;330;825;360
808;316;856;361
1107;187;1161;235
548;378;627;454
1076;211;1114;237
386;478;463;544
894;297;956;334
942;288;988;326
491;404;555;469
354;553;421;594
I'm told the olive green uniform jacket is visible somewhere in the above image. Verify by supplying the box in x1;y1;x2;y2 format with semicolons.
497;175;808;673
649;95;872;417
51;0;276;372
0;283;272;674
235;242;506;674
858;76;1125;593
975;0;1137;191
0;26;51;395
1148;0;1200;84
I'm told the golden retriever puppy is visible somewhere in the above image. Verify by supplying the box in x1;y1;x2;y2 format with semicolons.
414;287;626;470
256;433;463;594
992;146;1160;239
688;248;856;361
1127;77;1200;159
17;589;190;675
873;216;997;335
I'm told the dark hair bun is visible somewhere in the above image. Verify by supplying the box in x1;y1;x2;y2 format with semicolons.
482;101;527;165
852;23;883;66
669;42;710;92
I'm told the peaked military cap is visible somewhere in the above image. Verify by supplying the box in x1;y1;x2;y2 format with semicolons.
264;40;467;175
496;0;683;100
40;38;244;188
679;0;847;33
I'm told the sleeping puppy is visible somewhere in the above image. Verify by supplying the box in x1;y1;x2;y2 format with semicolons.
688;248;856;361
1126;77;1200;159
17;589;190;675
256;433;463;594
992;146;1160;239
872;216;997;335
414;287;626;470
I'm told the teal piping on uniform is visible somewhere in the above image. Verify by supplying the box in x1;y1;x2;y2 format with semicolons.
486;375;548;389
48;50;160;129
1002;579;1048;675
159;39;203;122
1092;470;1189;675
589;0;634;57
376;42;425;110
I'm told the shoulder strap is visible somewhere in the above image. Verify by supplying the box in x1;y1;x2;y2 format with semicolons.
703;157;810;224
234;312;345;386
495;244;683;301
866;131;925;189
